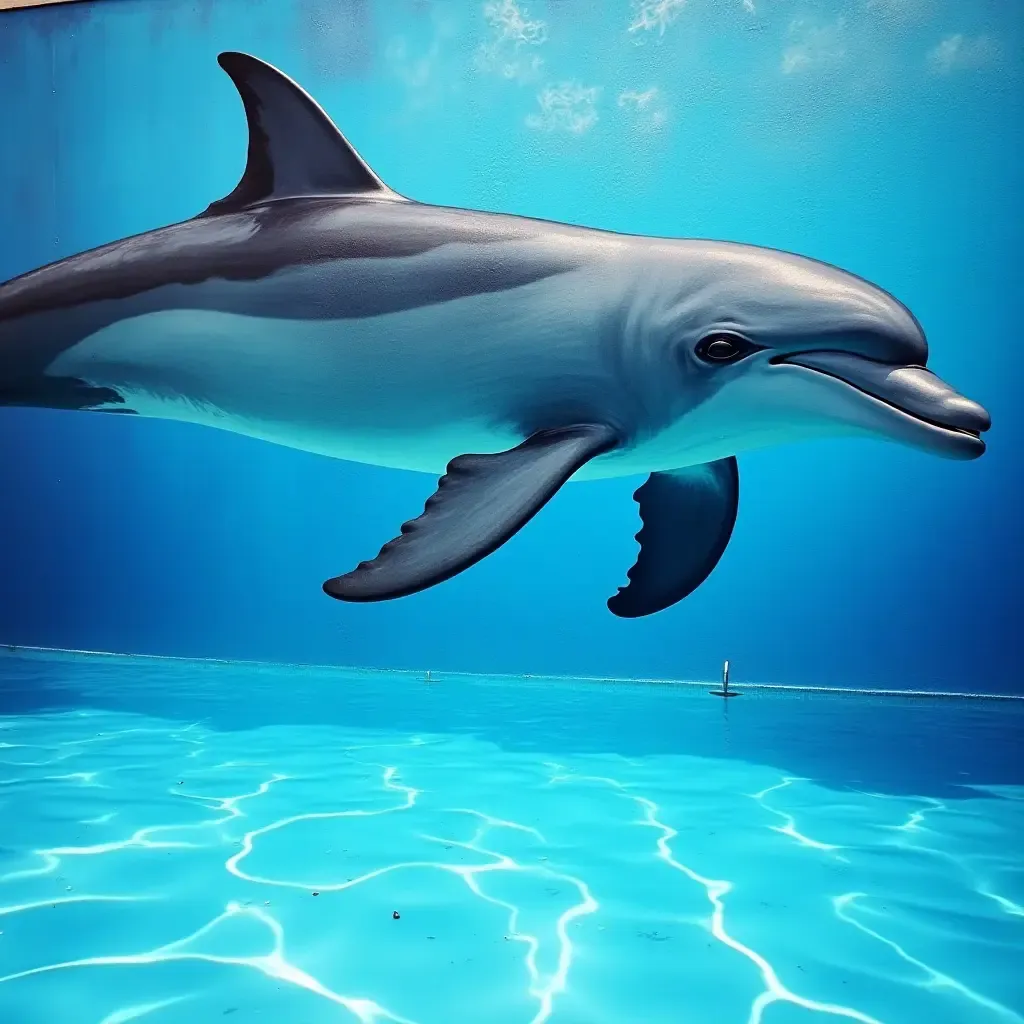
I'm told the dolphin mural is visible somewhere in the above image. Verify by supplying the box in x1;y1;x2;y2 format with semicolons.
0;53;991;617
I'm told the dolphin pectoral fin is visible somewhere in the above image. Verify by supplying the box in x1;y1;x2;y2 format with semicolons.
608;457;739;618
203;52;396;217
323;424;620;603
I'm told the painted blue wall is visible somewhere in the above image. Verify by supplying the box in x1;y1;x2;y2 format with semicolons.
0;0;1020;690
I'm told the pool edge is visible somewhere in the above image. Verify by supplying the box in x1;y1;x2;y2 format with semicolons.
1;643;1020;702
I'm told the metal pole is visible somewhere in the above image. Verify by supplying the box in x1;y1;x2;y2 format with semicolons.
710;659;740;697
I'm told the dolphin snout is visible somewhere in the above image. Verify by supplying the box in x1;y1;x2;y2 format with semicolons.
924;379;991;436
778;349;991;459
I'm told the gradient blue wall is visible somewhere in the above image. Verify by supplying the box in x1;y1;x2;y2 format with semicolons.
0;0;1020;691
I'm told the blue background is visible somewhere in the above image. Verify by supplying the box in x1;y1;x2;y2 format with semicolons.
0;0;1020;691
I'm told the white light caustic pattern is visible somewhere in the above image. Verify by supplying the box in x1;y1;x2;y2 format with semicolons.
0;712;1022;1024
545;767;875;1024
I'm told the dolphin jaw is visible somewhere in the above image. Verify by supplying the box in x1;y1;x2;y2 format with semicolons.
770;351;989;460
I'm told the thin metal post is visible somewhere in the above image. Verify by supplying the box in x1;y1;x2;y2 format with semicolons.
710;659;740;697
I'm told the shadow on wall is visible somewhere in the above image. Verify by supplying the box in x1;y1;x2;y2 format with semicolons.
1;649;1021;802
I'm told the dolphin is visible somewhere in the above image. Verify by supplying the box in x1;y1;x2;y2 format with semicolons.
0;52;991;617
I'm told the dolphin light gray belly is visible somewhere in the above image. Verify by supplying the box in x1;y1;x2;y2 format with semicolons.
51;261;621;473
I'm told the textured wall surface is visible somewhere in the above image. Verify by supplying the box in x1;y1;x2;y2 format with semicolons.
0;0;1020;690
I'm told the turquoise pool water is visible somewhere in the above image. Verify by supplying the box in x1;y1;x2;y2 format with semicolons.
0;648;1021;1024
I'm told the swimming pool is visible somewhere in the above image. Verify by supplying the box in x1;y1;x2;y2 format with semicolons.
0;647;1021;1024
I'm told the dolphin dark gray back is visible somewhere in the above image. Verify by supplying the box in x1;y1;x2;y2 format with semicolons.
0;197;601;412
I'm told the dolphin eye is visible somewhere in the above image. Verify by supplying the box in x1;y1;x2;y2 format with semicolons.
695;332;757;365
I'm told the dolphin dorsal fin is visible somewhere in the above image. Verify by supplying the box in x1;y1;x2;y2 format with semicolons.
202;51;394;217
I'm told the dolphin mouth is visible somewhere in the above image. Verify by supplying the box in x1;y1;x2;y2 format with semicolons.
772;350;991;458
